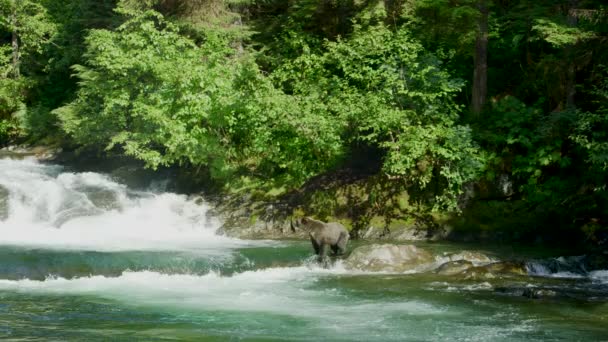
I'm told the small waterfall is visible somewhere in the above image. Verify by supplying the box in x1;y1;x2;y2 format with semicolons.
525;261;552;276
525;255;601;280
497;173;514;197
0;157;243;252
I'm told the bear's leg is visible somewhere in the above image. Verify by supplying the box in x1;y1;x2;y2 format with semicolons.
335;231;349;255
331;244;339;255
310;233;320;255
318;243;329;262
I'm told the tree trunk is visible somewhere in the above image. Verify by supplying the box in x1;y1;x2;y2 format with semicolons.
384;0;404;26
565;0;579;109
471;0;488;116
10;4;20;78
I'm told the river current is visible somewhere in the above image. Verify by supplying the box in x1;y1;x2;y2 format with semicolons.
0;156;607;341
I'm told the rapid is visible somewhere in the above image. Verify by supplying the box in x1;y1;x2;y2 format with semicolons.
0;156;607;341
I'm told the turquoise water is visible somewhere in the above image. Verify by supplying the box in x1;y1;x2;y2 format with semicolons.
0;157;607;341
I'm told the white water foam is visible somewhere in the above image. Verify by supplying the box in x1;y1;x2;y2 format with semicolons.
526;259;600;281
589;270;608;284
0;266;442;326
0;265;545;341
0;158;268;252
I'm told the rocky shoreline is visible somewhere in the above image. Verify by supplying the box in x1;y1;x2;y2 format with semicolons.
337;243;608;301
0;145;63;161
211;193;449;241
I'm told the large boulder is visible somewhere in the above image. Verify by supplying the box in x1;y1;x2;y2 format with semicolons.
344;244;435;273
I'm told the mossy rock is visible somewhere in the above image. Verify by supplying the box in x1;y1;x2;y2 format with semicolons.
461;261;528;280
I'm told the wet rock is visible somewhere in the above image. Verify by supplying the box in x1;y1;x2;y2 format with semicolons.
446;251;495;265
344;244;435;273
218;210;293;239
213;194;297;239
0;145;61;160
431;251;496;276
110;166;157;189
85;189;122;211
435;260;474;275
389;227;446;241
355;224;451;242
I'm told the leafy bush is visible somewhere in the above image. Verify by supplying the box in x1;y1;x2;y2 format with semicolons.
55;10;344;185
56;11;236;172
478;90;608;236
0;118;19;145
273;24;483;210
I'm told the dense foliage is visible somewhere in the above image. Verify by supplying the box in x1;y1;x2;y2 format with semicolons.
1;0;607;242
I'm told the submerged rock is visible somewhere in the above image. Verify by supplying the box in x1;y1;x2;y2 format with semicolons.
486;261;527;275
85;189;122;211
344;244;434;273
461;261;528;280
522;287;558;299
494;285;597;301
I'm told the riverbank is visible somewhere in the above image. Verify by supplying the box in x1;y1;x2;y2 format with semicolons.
1;144;604;253
211;166;603;253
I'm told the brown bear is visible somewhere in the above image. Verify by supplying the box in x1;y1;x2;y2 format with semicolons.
292;217;349;261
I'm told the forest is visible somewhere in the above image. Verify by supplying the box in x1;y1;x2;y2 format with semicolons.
1;0;607;246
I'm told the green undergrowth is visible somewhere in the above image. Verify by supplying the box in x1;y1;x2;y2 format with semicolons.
221;168;443;238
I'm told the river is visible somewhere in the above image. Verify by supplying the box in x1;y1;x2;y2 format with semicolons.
0;156;607;341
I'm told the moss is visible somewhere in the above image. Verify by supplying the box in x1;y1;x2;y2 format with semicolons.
292;207;305;218
369;216;386;227
339;218;354;230
388;218;415;230
397;192;409;210
430;212;451;225
334;190;350;206
266;186;286;197
250;189;267;202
